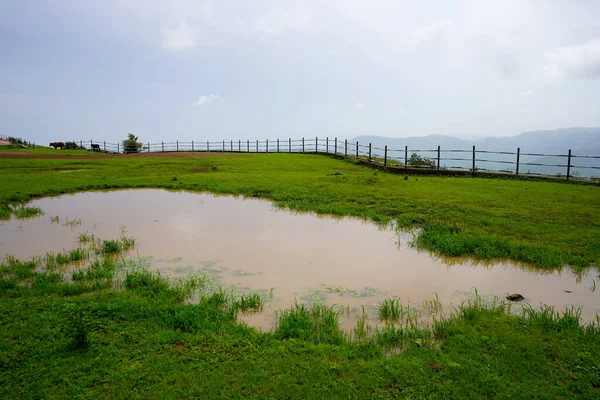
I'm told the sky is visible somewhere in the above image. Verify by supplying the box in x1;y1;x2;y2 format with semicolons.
1;0;600;144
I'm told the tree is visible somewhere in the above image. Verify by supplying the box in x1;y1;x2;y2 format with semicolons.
122;133;142;154
407;152;435;168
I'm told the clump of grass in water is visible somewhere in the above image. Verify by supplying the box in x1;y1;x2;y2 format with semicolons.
63;217;82;228
78;232;94;244
99;235;135;255
234;293;264;312
50;215;60;224
275;302;345;345
72;258;116;281
53;248;89;265
233;289;274;313
378;298;401;321
354;306;372;341
12;206;44;219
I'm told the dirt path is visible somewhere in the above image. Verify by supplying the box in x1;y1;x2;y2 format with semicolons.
0;151;231;159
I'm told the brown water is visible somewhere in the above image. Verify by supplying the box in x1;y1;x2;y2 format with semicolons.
1;189;598;329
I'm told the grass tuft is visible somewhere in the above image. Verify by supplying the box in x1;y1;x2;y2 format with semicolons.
276;302;346;345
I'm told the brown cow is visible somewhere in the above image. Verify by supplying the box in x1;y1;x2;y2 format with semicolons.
49;142;64;149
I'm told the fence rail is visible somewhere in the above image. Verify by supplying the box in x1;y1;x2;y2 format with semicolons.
48;137;600;182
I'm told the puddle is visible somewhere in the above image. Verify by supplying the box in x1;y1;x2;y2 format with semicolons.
1;189;598;330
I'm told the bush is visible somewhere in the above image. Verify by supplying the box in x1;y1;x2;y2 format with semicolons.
122;133;143;154
64;141;86;150
407;152;435;168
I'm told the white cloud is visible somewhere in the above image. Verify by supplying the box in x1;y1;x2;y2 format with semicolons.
355;102;366;109
255;4;315;35
396;18;453;52
193;94;219;106
161;19;198;50
544;39;600;81
521;89;533;97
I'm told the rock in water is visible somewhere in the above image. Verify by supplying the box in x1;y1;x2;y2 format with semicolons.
506;293;525;301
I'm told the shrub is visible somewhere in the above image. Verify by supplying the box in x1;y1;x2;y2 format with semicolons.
64;141;86;150
407;152;435;168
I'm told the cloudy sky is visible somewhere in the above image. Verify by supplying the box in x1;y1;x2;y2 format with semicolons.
1;0;600;144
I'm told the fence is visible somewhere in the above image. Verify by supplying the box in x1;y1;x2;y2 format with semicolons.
0;134;34;148
66;137;600;182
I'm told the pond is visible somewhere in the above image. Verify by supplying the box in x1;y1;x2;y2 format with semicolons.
1;189;598;329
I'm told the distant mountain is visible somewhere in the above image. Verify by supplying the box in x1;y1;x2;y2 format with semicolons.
351;128;600;178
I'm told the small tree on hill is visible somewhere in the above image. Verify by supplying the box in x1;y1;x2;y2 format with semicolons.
122;133;142;154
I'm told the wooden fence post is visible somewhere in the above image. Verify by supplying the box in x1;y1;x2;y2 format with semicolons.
104;141;106;152
266;139;269;153
404;146;408;168
177;141;179;152
368;143;372;162
472;145;476;172
256;140;258;152
302;137;305;153
334;137;337;154
148;142;150;152
231;140;233;151
289;138;291;153
437;145;440;170
207;140;209;151
117;143;119;153
516;147;520;176
192;140;194;151
247;140;249;152
277;139;279;152
384;146;387;166
223;140;225;151
326;137;329;153
356;141;359;159
344;139;347;157
315;137;318;152
567;149;572;181
239;140;241;152
80;140;83;149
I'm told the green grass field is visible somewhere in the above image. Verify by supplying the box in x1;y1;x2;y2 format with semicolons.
1;149;600;398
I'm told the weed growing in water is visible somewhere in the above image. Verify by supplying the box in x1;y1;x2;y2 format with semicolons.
378;298;401;321
12;206;44;219
53;248;89;265
63;217;83;228
234;293;264;312
78;232;94;244
50;215;60;224
354;306;372;341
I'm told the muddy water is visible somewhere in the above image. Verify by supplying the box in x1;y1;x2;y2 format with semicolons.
1;189;598;329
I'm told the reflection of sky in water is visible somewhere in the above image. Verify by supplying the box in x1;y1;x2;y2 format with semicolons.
0;188;598;329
